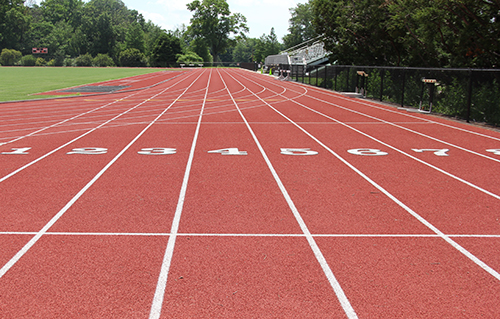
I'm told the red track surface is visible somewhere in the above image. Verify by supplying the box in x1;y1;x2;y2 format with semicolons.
1;68;500;318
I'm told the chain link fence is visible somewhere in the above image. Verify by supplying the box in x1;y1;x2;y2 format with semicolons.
282;64;500;126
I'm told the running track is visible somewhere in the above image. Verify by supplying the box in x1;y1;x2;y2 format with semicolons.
1;68;500;318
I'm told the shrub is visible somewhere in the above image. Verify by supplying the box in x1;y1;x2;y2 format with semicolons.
119;48;146;67
93;53;115;67
35;57;46;66
20;55;37;66
64;57;75;66
46;59;56;66
75;53;93;66
0;49;22;66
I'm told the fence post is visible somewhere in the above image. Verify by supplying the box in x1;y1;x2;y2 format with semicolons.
334;66;337;91
379;68;384;101
316;66;319;86
346;67;350;91
401;68;406;107
466;69;473;123
323;65;327;88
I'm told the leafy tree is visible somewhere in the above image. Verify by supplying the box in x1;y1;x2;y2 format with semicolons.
190;37;212;62
0;0;30;50
312;0;403;66
0;48;22;65
254;28;282;63
233;37;256;62
150;32;182;67
186;0;248;62
283;1;317;49
125;22;145;53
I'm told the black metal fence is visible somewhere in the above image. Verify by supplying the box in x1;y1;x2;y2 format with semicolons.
282;64;500;126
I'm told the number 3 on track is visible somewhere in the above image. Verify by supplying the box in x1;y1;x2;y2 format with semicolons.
138;148;176;155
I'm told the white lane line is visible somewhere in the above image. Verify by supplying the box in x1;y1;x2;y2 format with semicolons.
0;71;198;183
219;69;359;319
3;231;500;238
236;72;500;282
149;69;212;319
0;70;206;280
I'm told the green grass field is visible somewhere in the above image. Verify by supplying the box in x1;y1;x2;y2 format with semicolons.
0;67;166;102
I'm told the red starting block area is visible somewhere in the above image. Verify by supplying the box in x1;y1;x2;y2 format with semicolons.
1;68;500;318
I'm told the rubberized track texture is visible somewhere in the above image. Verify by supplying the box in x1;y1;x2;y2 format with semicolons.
1;68;500;318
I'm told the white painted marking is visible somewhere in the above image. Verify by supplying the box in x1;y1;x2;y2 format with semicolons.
220;69;359;319
67;147;108;155
0;70;207;283
207;147;248;155
240;72;500;282
138;148;176;155
347;148;388;156
412;149;449;156
149;69;211;319
3;231;500;238
280;148;318;155
1;147;31;155
486;149;500;155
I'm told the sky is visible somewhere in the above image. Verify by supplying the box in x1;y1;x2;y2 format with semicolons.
128;0;308;41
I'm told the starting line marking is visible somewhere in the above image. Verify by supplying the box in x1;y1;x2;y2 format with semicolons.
2;231;500;238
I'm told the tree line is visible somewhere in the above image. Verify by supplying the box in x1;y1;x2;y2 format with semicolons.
312;0;500;68
0;0;287;66
3;0;496;68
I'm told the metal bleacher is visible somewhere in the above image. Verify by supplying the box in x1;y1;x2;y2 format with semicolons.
264;36;329;68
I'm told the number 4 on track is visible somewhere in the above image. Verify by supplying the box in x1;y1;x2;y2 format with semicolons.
208;148;247;155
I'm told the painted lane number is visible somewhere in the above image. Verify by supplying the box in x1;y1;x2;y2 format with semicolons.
412;149;449;156
138;148;176;155
281;148;318;155
486;149;500;155
347;148;388;156
208;148;247;155
1;147;31;155
67;147;108;155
